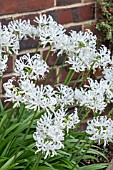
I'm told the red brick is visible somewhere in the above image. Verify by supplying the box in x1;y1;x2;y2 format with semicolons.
72;4;95;22
93;68;103;77
66;25;82;34
77;4;95;22
0;0;54;15
84;0;95;2
48;8;73;25
43;68;57;85
56;0;81;6
68;80;81;88
77;121;87;131
43;51;58;66
20;37;39;51
56;9;73;24
43;50;66;66
103;104;113;116
0;18;12;26
58;66;80;83
5;56;13;73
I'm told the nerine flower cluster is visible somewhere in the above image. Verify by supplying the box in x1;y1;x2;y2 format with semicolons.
1;14;113;158
33;107;79;159
3;53;79;158
86;116;113;146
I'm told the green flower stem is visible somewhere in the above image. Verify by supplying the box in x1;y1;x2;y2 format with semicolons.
52;55;67;86
63;69;73;85
108;107;113;116
44;54;61;86
35;42;41;54
72;72;83;89
44;45;52;62
79;109;91;123
34;78;38;85
66;71;75;86
78;105;86;117
78;69;92;88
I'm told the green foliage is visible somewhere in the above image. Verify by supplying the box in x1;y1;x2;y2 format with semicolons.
0;102;109;169
96;0;113;44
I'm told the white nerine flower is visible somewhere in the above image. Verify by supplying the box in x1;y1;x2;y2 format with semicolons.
8;19;37;39
0;23;19;55
74;78;111;113
19;79;36;93
15;53;48;80
53;107;66;129
85;78;113;103
34;14;66;48
65;108;80;133
66;37;112;73
69;29;97;51
23;84;57;111
0;55;8;76
3;78;22;107
86;116;113;146
66;47;97;72
3;78;57;110
94;45;111;68
33;107;79;159
34;14;54;25
52;33;70;55
103;65;113;86
55;84;74;106
4;78;57;110
102;66;113;102
33;110;65;159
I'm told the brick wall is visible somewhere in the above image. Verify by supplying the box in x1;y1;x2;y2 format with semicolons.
0;0;97;99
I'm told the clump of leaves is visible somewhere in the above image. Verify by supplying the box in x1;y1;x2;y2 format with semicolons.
96;0;113;46
0;102;109;170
